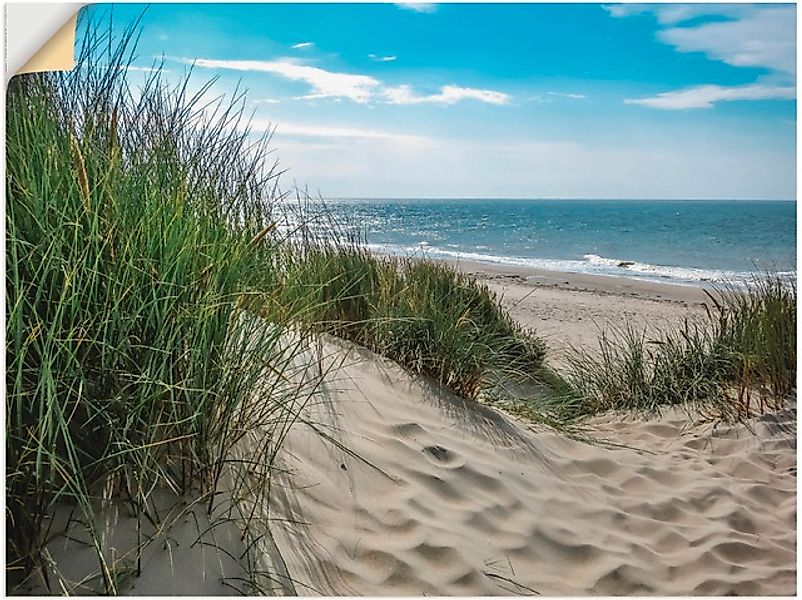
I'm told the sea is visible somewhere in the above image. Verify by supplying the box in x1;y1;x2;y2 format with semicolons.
323;198;797;287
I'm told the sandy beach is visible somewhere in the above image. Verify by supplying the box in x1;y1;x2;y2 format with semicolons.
19;264;796;596
268;343;796;596
259;264;796;596
449;259;711;362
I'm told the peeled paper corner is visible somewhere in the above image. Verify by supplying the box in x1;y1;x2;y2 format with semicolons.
7;4;82;80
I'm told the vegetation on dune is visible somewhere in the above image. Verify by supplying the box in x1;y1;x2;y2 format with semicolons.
270;245;548;400
6;19;316;593
565;274;796;420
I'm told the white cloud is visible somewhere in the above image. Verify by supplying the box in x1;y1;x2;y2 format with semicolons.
528;92;586;104
190;58;381;103
291;42;315;50
368;53;397;62
395;3;437;13
189;58;510;106
625;84;796;110
605;4;795;76
122;65;169;74
384;84;510;105
547;91;586;99
603;4;746;26
659;6;795;76
268;121;428;144
602;4;648;19
606;5;795;111
652;5;745;26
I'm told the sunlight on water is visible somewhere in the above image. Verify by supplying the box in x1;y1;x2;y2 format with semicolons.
325;198;796;286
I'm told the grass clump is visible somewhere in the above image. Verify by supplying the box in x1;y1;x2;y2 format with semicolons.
712;275;796;410
268;244;549;403
566;274;796;420
6;18;316;593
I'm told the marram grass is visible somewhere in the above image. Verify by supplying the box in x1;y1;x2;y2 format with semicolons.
564;274;796;420
6;18;317;593
268;245;548;401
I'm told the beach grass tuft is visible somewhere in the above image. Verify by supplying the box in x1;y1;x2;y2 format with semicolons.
261;241;550;404
565;274;796;419
6;16;321;592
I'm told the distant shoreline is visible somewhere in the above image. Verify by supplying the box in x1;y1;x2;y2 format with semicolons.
437;256;713;365
442;257;713;302
367;247;772;292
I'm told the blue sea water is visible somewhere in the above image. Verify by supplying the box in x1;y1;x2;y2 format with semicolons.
325;199;797;286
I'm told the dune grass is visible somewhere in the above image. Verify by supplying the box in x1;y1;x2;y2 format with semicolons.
266;244;548;401
6;19;323;593
565;274;796;420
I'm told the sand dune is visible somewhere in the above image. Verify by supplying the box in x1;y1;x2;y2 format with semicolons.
267;340;796;596
21;270;796;596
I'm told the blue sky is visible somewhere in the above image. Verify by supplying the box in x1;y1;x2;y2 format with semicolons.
81;3;796;199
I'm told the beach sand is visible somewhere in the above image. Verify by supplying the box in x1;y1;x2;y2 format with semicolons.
264;265;796;596
26;266;796;596
450;259;712;363
17;491;254;596
268;342;796;596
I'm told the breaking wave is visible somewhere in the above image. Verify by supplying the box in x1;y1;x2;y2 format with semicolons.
365;244;795;287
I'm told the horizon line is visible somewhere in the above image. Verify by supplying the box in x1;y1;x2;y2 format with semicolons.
321;196;797;202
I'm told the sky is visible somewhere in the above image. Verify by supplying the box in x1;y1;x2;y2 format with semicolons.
81;3;796;199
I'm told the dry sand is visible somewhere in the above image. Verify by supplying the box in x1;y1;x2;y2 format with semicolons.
265;265;796;596
16;491;253;595
451;259;712;362
268;340;796;596
23;265;796;596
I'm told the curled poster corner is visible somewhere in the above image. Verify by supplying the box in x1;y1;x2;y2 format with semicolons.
17;13;78;75
7;4;82;80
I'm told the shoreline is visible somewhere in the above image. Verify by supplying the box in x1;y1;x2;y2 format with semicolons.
363;242;794;291
444;257;712;305
365;244;781;294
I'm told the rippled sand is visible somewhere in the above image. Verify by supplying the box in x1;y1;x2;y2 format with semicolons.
267;342;796;596
24;268;796;595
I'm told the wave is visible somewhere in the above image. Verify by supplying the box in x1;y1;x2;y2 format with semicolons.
364;243;796;287
581;254;741;284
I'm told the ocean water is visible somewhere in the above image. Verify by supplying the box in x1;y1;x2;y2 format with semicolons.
325;199;797;286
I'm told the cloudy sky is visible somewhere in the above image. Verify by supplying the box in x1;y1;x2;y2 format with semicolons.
83;3;796;199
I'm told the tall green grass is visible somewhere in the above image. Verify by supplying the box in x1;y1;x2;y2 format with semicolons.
711;276;797;413
565;275;796;420
6;19;319;593
268;245;548;401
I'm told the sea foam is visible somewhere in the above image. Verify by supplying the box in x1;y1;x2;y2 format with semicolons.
365;243;794;287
